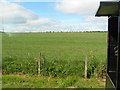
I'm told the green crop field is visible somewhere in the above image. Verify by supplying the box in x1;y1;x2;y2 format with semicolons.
2;32;107;88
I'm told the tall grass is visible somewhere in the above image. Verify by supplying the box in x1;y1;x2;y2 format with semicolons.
2;32;107;78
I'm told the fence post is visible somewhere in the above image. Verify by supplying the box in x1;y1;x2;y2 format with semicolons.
38;52;41;76
85;56;88;79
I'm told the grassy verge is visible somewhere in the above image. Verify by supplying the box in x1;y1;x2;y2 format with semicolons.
2;75;105;88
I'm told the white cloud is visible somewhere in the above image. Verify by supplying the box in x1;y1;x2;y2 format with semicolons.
0;0;60;32
1;15;108;32
3;18;108;32
54;0;109;31
55;0;117;15
0;0;38;24
83;15;108;27
82;15;108;30
25;18;58;26
10;0;61;2
0;0;109;32
0;17;60;32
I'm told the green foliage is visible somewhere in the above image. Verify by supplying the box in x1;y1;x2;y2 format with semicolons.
2;56;37;75
2;32;107;78
41;59;85;77
2;75;105;88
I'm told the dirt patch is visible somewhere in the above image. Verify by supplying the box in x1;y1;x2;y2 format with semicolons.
100;82;106;86
67;86;76;88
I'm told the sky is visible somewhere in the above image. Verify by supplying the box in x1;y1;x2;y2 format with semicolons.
0;0;117;32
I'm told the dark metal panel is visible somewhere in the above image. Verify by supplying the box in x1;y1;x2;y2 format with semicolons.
116;16;120;90
107;17;118;87
106;74;115;89
96;2;119;16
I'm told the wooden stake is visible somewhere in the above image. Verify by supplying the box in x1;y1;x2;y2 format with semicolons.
38;52;41;76
85;56;88;79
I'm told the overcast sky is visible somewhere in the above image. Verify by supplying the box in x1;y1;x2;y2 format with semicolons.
0;0;117;32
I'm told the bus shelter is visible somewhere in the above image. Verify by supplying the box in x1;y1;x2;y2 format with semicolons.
96;1;120;89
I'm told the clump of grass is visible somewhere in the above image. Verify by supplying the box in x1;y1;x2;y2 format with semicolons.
2;75;105;88
41;59;85;77
2;56;37;75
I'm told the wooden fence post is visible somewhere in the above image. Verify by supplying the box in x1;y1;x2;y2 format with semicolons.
85;56;88;79
38;52;41;76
